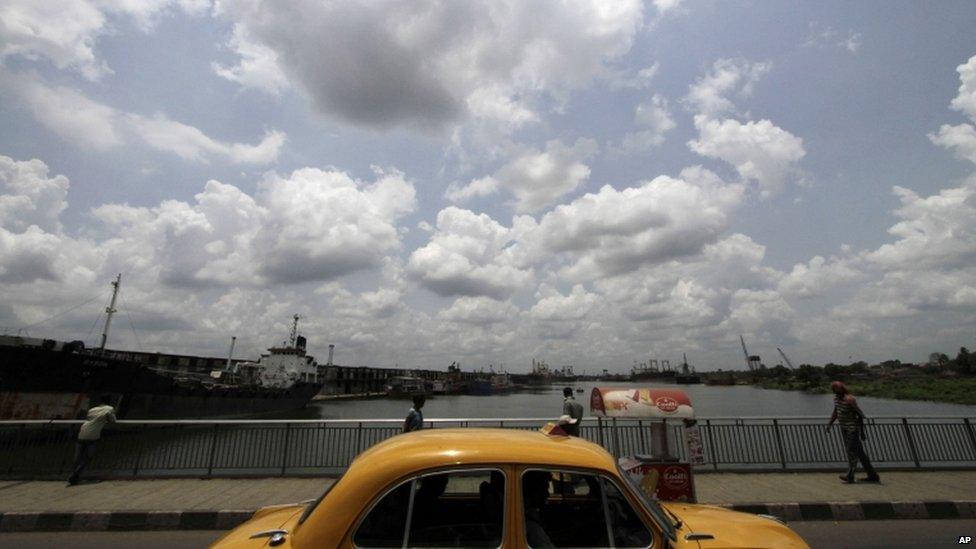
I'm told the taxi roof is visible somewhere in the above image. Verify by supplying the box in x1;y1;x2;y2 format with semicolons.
351;428;617;476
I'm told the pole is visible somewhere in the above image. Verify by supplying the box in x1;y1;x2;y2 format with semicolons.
99;273;121;351
225;336;237;371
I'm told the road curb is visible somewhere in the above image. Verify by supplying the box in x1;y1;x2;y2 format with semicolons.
1;500;975;531
721;500;976;521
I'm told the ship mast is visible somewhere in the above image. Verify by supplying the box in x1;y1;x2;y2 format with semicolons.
99;273;121;351
288;314;300;347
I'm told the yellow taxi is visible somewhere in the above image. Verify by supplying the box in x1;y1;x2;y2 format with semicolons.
211;429;808;548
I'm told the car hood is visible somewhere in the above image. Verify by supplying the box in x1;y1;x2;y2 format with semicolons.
209;503;306;548
661;503;809;549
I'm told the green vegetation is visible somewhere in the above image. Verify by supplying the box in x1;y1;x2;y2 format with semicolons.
743;347;976;406
758;377;976;405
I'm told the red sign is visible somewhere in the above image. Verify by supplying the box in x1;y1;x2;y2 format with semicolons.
620;461;696;503
654;396;679;413
662;466;689;490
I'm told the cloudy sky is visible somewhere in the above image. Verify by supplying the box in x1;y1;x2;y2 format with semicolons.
1;0;975;373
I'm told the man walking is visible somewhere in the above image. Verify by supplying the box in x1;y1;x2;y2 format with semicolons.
561;387;583;436
68;395;117;486
403;394;426;433
826;381;880;483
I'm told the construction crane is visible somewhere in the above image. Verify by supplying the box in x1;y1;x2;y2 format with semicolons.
777;347;796;369
739;335;763;371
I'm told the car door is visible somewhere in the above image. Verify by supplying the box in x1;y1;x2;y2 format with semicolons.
514;466;659;549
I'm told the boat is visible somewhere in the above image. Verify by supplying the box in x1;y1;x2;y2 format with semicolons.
490;372;513;394
385;376;427;398
675;353;702;385
630;358;677;381
467;378;493;396
525;359;552;386
0;276;324;419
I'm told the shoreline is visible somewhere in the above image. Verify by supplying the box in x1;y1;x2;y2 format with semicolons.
754;377;976;406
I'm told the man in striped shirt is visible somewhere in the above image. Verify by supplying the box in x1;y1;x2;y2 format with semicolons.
826;381;880;483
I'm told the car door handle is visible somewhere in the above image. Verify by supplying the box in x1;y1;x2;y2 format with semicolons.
249;529;288;546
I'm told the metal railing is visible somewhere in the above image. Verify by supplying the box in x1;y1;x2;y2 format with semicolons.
1;416;974;479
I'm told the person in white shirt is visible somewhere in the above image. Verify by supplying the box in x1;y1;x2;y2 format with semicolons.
67;396;117;486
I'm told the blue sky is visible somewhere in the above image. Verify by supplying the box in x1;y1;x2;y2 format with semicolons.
1;0;975;372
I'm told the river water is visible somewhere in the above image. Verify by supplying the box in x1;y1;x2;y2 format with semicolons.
303;382;976;420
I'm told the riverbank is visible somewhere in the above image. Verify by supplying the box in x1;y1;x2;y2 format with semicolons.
756;377;976;406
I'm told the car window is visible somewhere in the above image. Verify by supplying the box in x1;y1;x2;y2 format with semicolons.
354;469;506;548
521;469;654;549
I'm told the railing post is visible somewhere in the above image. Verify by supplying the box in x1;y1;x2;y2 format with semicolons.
6;424;25;475
902;418;921;468
597;418;605;448
611;418;621;458
963;418;976;458
705;419;717;471
206;423;220;477
637;420;646;454
280;423;291;476
131;425;143;477
772;419;787;470
355;422;363;454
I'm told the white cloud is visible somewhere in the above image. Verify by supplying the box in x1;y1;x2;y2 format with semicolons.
127;113;286;165
439;296;519;325
685;58;770;117
213;0;645;131
950;54;976;122
0;155;69;233
618;93;675;152
9;77;122;150
253;167;417;284
652;0;684;15
778;253;864;298
444;176;499;204
930;124;976;164
803;24;862;54
5;74;285;165
528;284;598;321
0;0;205;80
212;24;289;95
530;166;744;280
447;139;598;212
407;207;533;299
689;115;806;197
867;177;976;271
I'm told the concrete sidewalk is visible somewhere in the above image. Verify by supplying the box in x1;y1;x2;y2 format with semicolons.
1;471;974;531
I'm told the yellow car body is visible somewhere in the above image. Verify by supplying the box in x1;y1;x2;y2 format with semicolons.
211;428;808;548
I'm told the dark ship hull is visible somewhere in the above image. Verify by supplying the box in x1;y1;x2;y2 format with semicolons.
0;340;322;420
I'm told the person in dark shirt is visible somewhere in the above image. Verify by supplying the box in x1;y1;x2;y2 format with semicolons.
826;381;880;483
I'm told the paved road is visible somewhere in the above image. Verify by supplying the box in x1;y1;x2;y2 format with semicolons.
791;519;976;548
1;520;974;548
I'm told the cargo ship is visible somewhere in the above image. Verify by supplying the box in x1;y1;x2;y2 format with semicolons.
0;275;324;419
630;358;677;381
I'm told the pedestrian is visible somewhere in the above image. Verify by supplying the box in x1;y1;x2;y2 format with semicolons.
825;381;880;484
561;387;583;436
403;394;425;433
67;395;117;486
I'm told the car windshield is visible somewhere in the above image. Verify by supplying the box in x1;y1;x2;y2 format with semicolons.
298;474;343;524
617;466;676;542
